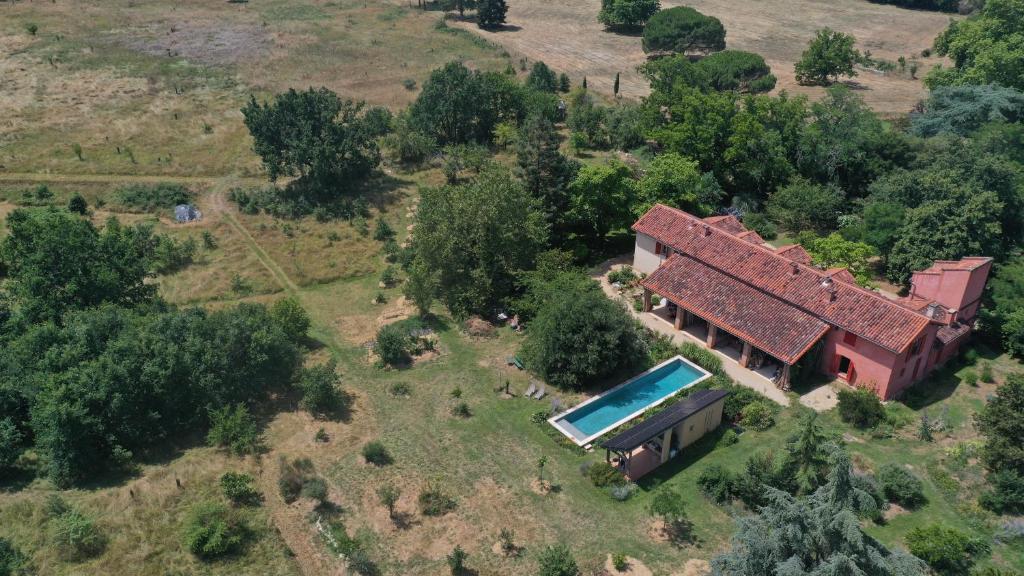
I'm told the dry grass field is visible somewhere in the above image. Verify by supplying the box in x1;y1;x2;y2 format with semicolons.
0;0;510;177
453;0;954;114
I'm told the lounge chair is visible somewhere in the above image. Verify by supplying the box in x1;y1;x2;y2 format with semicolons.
512;356;524;370
533;384;546;400
523;382;537;397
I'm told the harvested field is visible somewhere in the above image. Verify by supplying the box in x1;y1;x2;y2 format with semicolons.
453;0;955;114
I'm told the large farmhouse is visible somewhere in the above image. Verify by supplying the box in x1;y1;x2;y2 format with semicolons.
632;204;992;400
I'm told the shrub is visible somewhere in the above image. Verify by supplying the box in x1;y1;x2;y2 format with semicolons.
742;212;777;240
116;183;191;211
608;483;637;501
678;341;724;375
68;193;88;214
587;462;625;487
877;464;926;508
298;360;344;417
300;477;328;503
270;296;310;342
0;537;28;576
390;382;411;397
607;265;638;286
446;545;468;574
536;544;580;576
837;388;886;429
980;362;994;383
697;464;736;503
905;524;989;576
979;469;1024;514
278;457;316;504
374;219;395;242
375;323;410;367
612;552;628;571
362;441;392;466
451;401;472;418
220;472;261;506
50;508;107;561
716;428;739;448
183;501;246;560
207;403;261;455
740;400;776;431
380;265;399;287
418;486;457;516
962;369;979;386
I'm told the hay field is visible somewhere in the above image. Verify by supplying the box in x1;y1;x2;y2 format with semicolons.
453;0;954;114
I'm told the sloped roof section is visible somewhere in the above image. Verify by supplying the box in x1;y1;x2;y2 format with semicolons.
704;215;747;235
775;244;812;265
643;254;830;363
633;204;932;353
600;390;730;452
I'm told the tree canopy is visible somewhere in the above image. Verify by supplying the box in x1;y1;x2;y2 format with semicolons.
641;7;726;56
519;272;643;389
598;0;661;30
794;28;860;86
407;166;548;318
929;0;1024;90
476;0;508;29
241;88;381;195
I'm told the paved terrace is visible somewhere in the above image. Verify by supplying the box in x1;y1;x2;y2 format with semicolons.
593;258;841;411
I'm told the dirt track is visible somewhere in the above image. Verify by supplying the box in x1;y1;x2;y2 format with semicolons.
452;0;954;114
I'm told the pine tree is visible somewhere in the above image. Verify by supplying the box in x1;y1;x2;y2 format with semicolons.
477;0;508;29
783;412;832;494
613;72;620;96
582;76;588;90
514;114;579;233
713;447;928;576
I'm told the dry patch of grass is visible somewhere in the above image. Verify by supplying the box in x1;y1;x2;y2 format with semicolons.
455;0;953;114
0;449;301;576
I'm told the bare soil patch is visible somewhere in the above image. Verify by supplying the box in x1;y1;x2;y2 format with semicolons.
123;21;271;66
453;0;954;114
672;559;712;576
606;554;654;576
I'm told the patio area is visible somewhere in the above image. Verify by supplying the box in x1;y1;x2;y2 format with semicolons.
595;258;841;410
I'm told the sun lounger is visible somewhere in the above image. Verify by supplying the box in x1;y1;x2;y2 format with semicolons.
523;382;537;397
533;384;546;400
512;356;524;370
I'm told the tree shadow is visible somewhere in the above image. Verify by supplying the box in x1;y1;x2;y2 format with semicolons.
899;367;961;411
0;467;37;494
391;510;421;530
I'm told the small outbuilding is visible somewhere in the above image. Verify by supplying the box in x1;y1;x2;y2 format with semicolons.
600;389;728;480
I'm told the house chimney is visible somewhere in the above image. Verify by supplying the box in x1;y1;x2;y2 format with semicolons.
828;289;837;302
791;262;799;276
702;224;711;237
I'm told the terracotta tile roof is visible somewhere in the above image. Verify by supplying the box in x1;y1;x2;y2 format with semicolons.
633;204;933;354
704;215;747;235
918;257;992;274
643;254;830;363
737;230;765;245
775;244;812;264
826;268;857;284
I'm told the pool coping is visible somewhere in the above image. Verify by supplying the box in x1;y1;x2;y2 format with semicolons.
547;355;713;447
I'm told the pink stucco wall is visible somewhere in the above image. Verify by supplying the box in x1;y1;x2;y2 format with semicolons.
818;325;942;400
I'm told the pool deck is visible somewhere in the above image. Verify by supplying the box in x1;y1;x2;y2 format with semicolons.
594;257;809;408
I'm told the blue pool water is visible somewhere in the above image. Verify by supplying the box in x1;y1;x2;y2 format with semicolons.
553;357;709;443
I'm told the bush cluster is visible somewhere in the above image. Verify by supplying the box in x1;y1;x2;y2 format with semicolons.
877;464;926;508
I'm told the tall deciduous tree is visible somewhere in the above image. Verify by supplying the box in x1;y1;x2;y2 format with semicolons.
408;167;548;318
241;88;380;194
409;62;524;144
598;0;660;30
477;0;508;29
520;272;643;390
634;152;721;217
766;177;845;234
565;159;636;244
794;28;860;86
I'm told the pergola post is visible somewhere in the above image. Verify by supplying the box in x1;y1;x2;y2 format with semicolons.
706;324;719;348
660;429;673;464
673;305;684;330
739;342;752;368
779;364;791;390
642;288;652;313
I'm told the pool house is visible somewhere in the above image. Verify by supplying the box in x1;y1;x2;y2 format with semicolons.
600;389;728;480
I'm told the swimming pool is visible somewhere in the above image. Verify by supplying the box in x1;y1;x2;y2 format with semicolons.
548;356;712;446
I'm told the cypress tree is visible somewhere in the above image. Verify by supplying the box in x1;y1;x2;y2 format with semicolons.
514;114;578;233
582;76;588;90
613;72;620;96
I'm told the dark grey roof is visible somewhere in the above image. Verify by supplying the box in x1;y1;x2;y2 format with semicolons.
600;389;729;452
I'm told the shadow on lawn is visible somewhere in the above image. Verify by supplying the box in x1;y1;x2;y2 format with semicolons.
635;425;728;491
